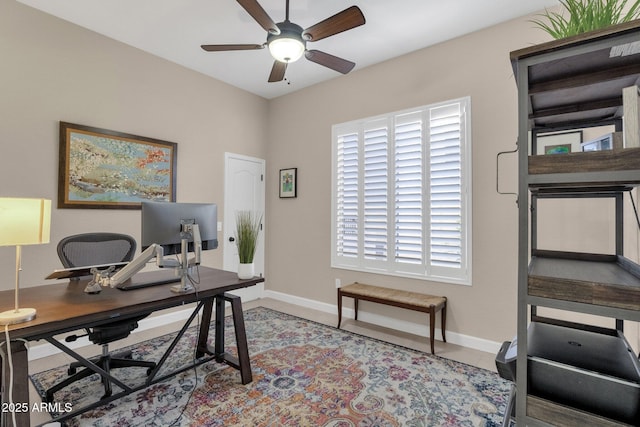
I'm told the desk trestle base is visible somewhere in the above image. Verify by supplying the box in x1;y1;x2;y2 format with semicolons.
23;294;252;424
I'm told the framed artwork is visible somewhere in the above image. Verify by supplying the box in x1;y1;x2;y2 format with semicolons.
535;130;582;155
544;143;572;154
279;168;297;198
58;122;177;209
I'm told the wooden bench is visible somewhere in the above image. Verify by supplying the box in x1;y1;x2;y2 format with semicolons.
337;282;447;354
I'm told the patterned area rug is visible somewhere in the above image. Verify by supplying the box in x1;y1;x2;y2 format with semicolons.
31;307;510;426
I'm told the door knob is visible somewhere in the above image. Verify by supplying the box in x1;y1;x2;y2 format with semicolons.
229;237;235;242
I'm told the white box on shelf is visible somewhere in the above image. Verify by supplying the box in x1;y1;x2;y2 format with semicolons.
580;132;622;152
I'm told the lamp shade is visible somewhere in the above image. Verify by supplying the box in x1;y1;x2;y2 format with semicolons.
268;37;305;63
0;198;51;246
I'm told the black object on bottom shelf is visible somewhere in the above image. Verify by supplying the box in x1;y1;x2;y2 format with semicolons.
496;320;640;425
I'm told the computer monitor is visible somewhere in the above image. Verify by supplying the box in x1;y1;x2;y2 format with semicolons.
93;202;218;293
141;201;218;255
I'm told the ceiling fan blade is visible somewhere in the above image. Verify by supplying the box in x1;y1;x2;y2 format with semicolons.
305;50;355;74
201;44;264;52
268;60;287;82
302;6;365;42
236;0;280;34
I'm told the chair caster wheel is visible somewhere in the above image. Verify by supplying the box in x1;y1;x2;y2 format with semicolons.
68;367;76;375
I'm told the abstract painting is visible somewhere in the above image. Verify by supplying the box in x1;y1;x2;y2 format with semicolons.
58;122;177;209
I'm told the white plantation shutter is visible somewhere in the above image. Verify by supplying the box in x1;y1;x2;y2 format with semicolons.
336;131;359;261
332;97;471;285
429;103;463;271
363;122;388;261
394;113;423;267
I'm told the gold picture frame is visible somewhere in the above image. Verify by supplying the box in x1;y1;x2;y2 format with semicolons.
58;122;177;209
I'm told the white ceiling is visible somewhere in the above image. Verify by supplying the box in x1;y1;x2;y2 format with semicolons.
17;0;559;99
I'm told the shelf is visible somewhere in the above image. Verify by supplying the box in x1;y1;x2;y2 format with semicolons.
528;251;640;312
529;147;640;175
511;20;640;130
528;296;640;322
530;185;635;196
528;170;640;188
527;147;640;189
527;396;635;427
511;20;640;63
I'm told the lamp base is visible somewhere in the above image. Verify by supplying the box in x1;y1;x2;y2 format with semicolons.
0;308;36;325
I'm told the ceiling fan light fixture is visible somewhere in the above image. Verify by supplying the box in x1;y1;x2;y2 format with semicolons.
268;36;305;62
201;1;365;83
267;21;306;63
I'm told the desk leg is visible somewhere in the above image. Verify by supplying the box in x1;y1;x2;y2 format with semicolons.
228;294;252;385
214;296;226;357
196;294;253;385
1;339;30;427
196;298;214;359
194;297;224;358
195;296;226;358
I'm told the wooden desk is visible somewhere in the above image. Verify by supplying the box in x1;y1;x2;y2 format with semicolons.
0;267;263;426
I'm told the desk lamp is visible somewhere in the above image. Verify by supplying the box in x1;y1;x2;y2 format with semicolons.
0;198;51;325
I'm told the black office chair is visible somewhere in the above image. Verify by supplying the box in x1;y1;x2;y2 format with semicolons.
45;233;156;402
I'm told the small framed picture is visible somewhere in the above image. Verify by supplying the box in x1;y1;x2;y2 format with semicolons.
544;143;572;154
279;168;297;198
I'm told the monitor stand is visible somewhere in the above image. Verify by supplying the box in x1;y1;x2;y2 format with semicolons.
170;237;195;294
170;273;193;293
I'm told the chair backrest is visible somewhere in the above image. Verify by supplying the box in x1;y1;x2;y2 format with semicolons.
57;233;137;268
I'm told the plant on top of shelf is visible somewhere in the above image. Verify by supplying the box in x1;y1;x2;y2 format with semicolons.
532;0;640;39
234;210;262;264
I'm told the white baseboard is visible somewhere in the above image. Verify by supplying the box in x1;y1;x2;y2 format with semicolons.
27;286;500;361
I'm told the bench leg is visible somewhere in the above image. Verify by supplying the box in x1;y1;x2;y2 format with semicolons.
441;300;447;343
354;298;359;320
429;308;436;354
337;289;343;328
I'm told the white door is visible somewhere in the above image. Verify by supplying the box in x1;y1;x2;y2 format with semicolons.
223;153;265;301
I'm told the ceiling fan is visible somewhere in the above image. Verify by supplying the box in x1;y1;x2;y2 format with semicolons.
201;0;366;83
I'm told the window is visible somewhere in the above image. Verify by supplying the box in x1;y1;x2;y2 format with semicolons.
332;97;471;285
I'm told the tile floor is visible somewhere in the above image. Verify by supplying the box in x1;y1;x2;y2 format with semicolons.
26;298;497;426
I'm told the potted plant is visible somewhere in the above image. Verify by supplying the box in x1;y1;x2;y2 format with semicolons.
531;0;640;39
234;210;262;279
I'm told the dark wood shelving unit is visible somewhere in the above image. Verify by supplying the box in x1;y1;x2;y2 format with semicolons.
511;20;640;426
